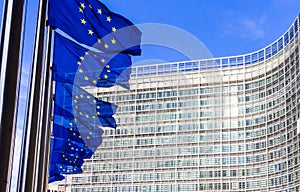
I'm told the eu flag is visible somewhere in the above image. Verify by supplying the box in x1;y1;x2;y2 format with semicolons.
54;81;118;128
52;120;103;148
50;151;85;166
49;137;86;183
50;163;83;175
48;0;141;55
53;32;132;89
49;164;65;183
51;137;96;159
48;0;142;182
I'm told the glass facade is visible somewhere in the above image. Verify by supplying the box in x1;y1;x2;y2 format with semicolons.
60;16;300;191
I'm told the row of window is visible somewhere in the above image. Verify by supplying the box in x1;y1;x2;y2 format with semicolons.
106;67;290;104
70;171;299;191
74;167;285;183
117;91;286;115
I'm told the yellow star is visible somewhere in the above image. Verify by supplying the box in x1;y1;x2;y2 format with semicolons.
98;38;101;44
69;122;73;126
111;38;116;44
97;105;100;109
86;95;90;99
80;3;85;9
88;29;94;35
80;94;83;98
81;19;86;25
104;44;109;49
89;132;93;135
78;135;82;138
73;99;78;103
107;69;111;73
97;112;100;115
88;4;92;9
75;105;78;109
85;52;89;55
84;76;89;80
80;56;84;60
93;99;97;103
106;65;110;68
104;74;108;79
86;115;89;118
75;95;79;99
79;69;83;73
92;80;97;84
97;9;102;14
112;27;117;32
77;61;81;65
69;127;73;131
101;58;105;63
79;112;82;115
106;16;112;22
79;7;84;13
92;115;96;118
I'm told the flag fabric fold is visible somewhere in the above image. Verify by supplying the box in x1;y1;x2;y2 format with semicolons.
54;80;118;128
48;164;65;183
53;32;132;89
48;0;141;55
49;32;122;183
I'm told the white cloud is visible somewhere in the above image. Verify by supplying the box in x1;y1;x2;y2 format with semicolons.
241;17;265;38
218;13;267;40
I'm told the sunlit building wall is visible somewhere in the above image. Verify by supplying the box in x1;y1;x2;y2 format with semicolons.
61;15;300;192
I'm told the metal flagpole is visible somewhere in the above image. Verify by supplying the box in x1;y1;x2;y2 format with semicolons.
0;0;26;191
36;25;53;192
17;0;49;191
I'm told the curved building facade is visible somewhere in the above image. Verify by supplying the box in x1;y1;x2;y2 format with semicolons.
61;15;300;191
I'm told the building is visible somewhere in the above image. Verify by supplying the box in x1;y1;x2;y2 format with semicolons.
47;183;66;192
59;15;300;191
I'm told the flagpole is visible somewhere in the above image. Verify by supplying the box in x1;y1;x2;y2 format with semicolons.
17;0;48;190
0;0;26;191
36;25;53;192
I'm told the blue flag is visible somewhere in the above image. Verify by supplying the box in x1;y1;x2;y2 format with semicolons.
50;163;83;175
50;151;85;166
52;121;103;148
48;165;65;183
48;0;141;55
49;0;142;182
49;137;86;183
51;137;96;159
53;32;132;89
54;81;118;128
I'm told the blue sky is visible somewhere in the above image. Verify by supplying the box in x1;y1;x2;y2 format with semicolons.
98;0;300;63
1;1;299;62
